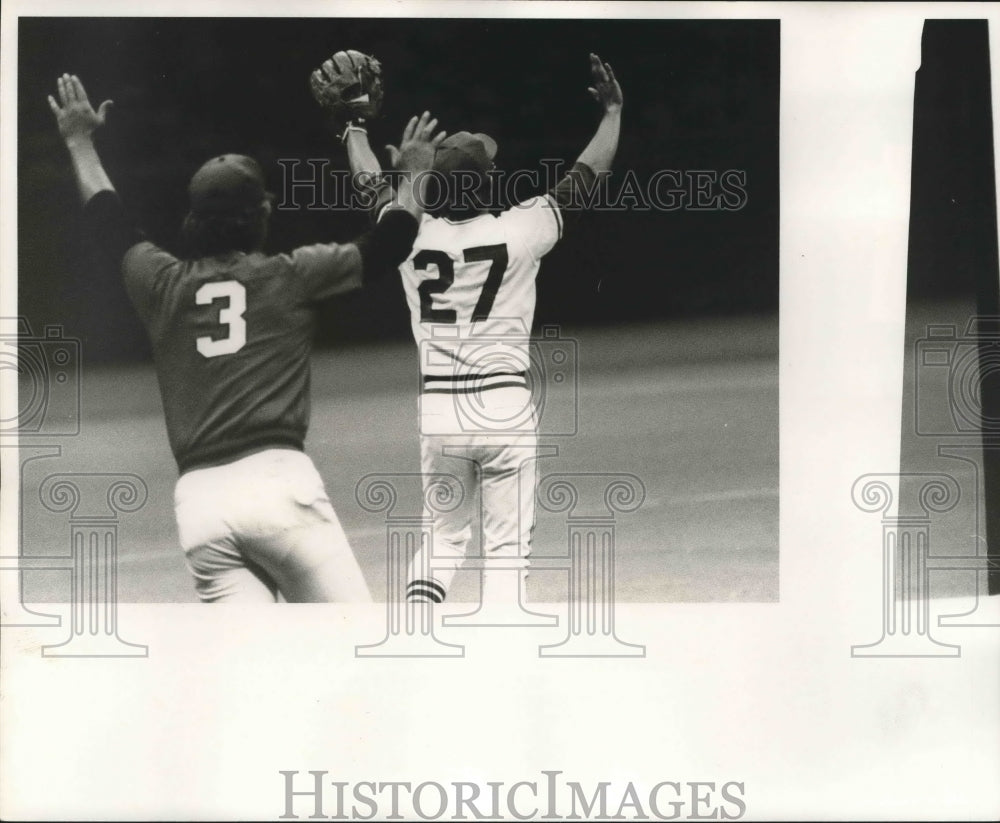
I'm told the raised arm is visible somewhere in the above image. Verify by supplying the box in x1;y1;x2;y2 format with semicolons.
345;111;446;222
343;124;383;182
47;73;147;278
542;53;624;226
348;112;444;281
574;53;623;175
47;74;115;203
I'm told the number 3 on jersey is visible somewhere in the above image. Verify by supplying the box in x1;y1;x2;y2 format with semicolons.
196;281;246;358
416;243;508;323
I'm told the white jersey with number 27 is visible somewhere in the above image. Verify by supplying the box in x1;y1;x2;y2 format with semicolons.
398;194;563;383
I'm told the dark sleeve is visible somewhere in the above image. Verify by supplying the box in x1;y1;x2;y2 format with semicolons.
81;190;145;271
354;207;419;283
122;242;182;326
548;161;599;222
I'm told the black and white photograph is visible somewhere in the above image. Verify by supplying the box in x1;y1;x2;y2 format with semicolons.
1;2;997;821
13;15;778;607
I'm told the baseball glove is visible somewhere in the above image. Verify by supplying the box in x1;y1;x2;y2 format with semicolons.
309;50;384;125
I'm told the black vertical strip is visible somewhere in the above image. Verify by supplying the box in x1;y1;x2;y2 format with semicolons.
905;20;1000;595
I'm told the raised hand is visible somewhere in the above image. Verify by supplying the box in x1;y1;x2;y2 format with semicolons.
587;53;623;114
385;111;447;173
47;74;113;144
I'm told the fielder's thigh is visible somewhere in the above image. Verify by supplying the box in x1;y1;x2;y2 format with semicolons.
174;448;367;602
174;463;281;603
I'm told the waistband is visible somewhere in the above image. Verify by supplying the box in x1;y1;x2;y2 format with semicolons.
176;432;304;475
421;371;527;395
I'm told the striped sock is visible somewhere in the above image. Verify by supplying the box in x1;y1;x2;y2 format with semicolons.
407;578;446;604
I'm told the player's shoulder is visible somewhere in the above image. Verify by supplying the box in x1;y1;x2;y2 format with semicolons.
124;238;174;264
499;193;560;231
497;193;563;255
122;240;182;285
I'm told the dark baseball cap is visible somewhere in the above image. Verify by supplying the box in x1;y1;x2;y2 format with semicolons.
433;132;497;175
188;154;272;216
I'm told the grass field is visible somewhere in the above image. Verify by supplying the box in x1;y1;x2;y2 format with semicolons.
16;315;779;603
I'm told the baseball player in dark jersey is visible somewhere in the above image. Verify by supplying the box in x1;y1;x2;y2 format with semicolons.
48;73;444;602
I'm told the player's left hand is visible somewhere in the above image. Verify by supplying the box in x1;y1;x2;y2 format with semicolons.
587;53;623;114
310;50;384;125
385;111;447;173
47;74;113;143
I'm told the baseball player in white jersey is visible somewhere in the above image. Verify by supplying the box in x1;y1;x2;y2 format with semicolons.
343;54;623;606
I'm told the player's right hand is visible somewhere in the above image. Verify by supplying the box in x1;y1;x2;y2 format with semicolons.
386;111;447;173
47;74;113;143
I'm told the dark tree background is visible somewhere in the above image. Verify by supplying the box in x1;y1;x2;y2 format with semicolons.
18;17;779;361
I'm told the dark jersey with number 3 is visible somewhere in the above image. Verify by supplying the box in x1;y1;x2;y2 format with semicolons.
122;239;363;473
